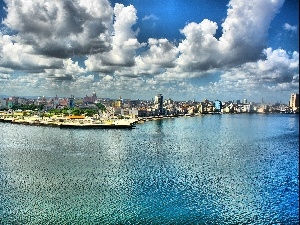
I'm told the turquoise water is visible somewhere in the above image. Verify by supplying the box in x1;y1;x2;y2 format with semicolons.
0;114;299;224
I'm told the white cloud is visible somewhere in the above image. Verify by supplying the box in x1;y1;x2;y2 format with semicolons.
108;38;178;77
219;0;284;61
142;14;159;21
283;23;297;32
0;0;297;102
140;38;178;68
169;0;286;77
258;48;299;72
85;4;141;72
45;58;86;81
3;0;113;58
103;75;114;82
216;48;299;95
0;73;10;80
176;19;220;72
0;34;63;71
0;0;289;78
137;0;288;85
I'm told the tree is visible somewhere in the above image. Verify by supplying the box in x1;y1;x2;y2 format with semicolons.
72;108;83;116
84;109;97;117
38;104;45;111
96;103;106;113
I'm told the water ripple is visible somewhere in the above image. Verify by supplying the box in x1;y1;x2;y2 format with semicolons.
0;114;298;224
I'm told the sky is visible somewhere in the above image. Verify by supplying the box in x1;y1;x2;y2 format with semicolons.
0;0;298;103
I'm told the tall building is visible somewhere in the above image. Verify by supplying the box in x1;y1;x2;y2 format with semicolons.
289;93;299;111
154;94;163;115
68;95;75;108
114;97;122;108
214;100;222;112
83;91;97;104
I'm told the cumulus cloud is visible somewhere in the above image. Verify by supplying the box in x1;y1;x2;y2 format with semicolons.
0;0;297;101
151;47;299;101
169;0;286;76
45;58;86;81
85;4;141;72
0;0;288;77
0;34;63;71
141;38;178;68
107;38;178;77
176;19;220;72
3;0;113;58
217;48;299;94
88;0;287;78
219;0;284;62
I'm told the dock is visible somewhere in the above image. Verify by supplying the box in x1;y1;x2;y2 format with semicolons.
0;116;137;129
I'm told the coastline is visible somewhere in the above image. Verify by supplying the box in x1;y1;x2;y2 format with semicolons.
0;116;137;129
0;111;297;129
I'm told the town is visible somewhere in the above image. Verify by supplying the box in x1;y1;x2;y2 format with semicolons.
0;92;299;115
0;92;299;116
0;92;299;128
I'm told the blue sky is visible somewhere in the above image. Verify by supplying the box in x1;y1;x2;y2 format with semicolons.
112;0;228;42
0;0;298;103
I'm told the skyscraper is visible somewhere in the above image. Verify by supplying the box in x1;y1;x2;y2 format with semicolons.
289;93;299;111
154;94;163;115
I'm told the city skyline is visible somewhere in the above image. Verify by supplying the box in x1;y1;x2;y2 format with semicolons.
1;92;298;107
0;0;298;103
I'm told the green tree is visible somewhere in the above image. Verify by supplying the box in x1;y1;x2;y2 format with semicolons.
96;103;106;113
72;108;84;116
38;104;45;111
84;109;97;117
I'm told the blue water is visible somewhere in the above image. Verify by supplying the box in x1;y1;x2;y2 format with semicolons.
0;114;299;224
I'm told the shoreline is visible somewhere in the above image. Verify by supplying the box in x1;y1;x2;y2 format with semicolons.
0;116;137;129
0;111;297;129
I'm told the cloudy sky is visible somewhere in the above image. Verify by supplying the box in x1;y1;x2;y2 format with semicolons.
0;0;298;103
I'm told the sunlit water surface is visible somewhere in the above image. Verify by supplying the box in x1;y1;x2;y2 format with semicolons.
0;114;299;224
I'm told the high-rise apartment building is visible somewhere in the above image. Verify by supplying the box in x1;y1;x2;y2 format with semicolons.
289;93;299;110
154;94;163;115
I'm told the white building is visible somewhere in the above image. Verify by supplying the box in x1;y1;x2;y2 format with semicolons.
289;93;299;112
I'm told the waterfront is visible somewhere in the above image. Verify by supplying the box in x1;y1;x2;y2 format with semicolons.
0;114;299;224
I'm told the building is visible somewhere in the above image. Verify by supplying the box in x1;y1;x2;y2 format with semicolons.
154;94;163;115
242;104;254;113
83;91;97;104
223;103;234;113
214;100;222;112
7;97;18;109
257;104;269;113
114;97;122;108
69;95;75;108
289;93;299;112
57;98;69;109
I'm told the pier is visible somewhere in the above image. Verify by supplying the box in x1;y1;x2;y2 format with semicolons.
0;115;137;129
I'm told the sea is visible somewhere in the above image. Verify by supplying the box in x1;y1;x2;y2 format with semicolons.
0;113;299;224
